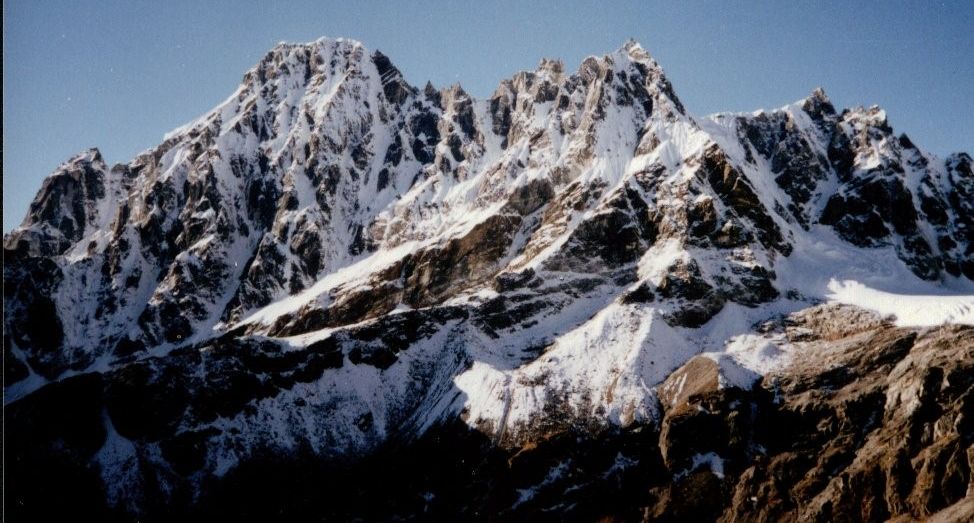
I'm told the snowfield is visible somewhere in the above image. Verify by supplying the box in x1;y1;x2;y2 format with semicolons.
827;279;974;327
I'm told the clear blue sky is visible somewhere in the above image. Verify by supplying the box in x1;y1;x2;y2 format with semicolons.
4;0;973;232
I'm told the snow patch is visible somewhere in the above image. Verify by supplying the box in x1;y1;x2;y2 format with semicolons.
675;452;725;480
826;279;974;327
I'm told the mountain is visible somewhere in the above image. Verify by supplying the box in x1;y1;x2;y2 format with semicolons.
5;37;973;521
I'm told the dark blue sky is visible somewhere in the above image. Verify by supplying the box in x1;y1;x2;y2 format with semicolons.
5;0;972;231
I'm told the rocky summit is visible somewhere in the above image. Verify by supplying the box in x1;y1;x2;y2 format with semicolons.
5;37;974;521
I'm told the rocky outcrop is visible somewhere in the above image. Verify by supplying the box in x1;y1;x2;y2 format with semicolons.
9;305;971;522
718;308;974;522
730;92;971;280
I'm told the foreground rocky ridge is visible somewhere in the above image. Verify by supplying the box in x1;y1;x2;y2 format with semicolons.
5;38;974;520
8;305;973;521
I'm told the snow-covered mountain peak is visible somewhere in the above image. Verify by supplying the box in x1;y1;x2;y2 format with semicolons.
5;38;973;519
800;86;836;119
535;56;565;76
603;38;660;70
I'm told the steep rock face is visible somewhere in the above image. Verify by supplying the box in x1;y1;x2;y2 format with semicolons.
4;37;801;383
4;37;973;520
7;39;438;373
714;90;972;280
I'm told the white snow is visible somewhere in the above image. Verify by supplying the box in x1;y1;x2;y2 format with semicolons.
240;241;420;326
675;452;725;480
702;334;789;390
826;279;974;327
455;303;702;438
637;238;687;284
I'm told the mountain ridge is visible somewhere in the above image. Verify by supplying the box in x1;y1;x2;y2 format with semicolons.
5;37;973;521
